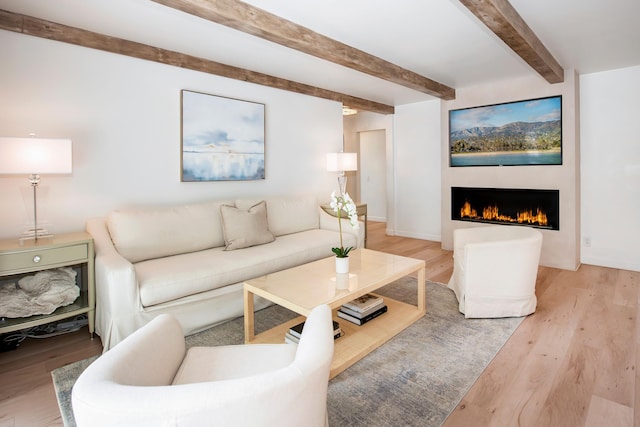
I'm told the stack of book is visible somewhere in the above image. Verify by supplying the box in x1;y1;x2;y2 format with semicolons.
338;294;387;325
285;319;343;344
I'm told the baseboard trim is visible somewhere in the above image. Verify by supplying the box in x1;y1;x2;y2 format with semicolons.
391;230;441;242
581;255;639;272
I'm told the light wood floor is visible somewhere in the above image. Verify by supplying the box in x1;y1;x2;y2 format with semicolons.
367;222;639;427
0;221;637;426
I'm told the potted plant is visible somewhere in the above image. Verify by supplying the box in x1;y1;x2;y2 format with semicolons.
329;191;360;273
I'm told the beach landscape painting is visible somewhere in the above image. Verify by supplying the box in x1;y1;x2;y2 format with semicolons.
449;95;562;167
181;90;265;181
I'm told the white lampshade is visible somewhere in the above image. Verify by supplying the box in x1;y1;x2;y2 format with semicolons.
326;152;357;172
0;137;73;175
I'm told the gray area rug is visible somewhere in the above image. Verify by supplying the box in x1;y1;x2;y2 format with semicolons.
52;278;523;427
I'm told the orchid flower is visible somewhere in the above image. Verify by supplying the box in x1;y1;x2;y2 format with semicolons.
330;191;360;258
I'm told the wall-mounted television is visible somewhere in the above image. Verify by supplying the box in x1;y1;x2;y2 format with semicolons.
449;95;562;167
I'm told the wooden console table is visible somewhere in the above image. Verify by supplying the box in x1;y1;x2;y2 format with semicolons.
0;232;95;337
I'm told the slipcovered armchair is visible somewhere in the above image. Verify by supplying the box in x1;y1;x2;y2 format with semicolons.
448;225;543;318
72;305;334;427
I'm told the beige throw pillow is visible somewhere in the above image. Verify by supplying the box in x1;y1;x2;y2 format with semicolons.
220;201;275;250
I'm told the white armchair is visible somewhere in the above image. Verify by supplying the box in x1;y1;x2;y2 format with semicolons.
72;305;334;427
447;225;543;318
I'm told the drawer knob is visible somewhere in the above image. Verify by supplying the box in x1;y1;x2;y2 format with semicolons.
33;255;41;263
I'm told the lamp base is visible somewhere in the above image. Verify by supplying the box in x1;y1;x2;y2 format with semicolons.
19;178;54;243
337;174;347;196
20;225;53;243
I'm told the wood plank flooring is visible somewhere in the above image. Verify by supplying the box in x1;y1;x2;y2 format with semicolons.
0;221;637;426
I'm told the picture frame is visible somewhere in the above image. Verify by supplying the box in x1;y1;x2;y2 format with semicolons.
449;95;562;167
181;90;265;181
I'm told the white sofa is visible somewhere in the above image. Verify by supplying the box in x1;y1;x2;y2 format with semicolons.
447;225;543;318
87;195;363;350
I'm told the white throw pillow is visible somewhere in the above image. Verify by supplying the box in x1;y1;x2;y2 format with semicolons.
220;201;275;250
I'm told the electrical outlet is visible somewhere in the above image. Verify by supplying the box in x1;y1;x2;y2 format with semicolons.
584;237;591;247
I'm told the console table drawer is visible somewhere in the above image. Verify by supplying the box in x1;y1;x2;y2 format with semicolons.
0;243;89;273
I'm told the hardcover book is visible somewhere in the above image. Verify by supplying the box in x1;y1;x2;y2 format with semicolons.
342;294;384;313
340;303;386;319
285;330;343;344
284;332;299;344
337;305;388;325
289;320;340;339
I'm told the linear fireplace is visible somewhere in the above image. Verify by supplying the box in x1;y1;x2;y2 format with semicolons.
451;187;560;230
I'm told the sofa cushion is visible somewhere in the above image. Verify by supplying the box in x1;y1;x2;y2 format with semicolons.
173;344;297;384
107;201;231;263
236;195;319;237
136;228;357;307
220;201;275;250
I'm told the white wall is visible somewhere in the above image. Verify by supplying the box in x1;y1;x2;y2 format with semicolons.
344;100;441;241
580;65;640;272
441;71;581;271
393;101;442;241
0;31;343;240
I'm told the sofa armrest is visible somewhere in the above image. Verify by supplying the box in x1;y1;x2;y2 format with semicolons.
318;208;365;248
87;218;140;348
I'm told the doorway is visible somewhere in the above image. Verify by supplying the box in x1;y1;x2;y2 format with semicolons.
359;130;387;222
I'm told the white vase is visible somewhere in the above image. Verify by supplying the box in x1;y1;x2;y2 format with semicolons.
335;256;349;274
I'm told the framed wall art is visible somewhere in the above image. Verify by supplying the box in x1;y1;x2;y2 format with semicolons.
449;95;562;167
181;90;265;181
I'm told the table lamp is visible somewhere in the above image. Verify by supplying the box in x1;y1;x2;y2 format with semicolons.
0;137;73;241
326;152;357;196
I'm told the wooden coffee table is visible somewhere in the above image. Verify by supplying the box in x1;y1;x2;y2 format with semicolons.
243;248;426;378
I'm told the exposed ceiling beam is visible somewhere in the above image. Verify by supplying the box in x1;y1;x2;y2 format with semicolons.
459;0;564;84
151;0;456;100
0;9;394;114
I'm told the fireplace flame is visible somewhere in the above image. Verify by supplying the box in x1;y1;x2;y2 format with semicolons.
460;201;477;218
460;200;548;226
517;208;548;226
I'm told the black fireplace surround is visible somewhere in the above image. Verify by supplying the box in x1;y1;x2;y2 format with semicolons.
451;187;559;230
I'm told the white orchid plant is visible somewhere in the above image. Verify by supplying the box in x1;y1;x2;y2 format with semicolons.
330;191;360;258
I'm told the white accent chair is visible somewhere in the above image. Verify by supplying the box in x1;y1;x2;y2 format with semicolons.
448;225;543;318
72;305;334;427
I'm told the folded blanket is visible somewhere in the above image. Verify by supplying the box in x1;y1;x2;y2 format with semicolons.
0;267;79;318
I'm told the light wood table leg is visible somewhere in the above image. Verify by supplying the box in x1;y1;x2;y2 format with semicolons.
417;266;426;313
362;211;367;247
244;287;255;343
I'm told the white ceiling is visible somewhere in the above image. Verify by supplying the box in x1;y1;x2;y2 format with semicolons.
1;0;639;107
